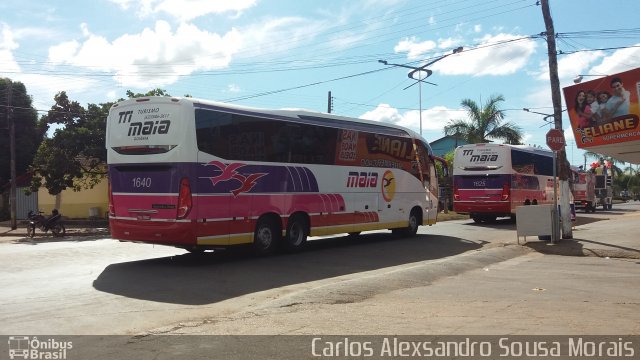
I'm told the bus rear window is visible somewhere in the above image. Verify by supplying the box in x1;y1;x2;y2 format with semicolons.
112;145;177;155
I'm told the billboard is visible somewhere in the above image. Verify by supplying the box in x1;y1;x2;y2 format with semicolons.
563;67;640;149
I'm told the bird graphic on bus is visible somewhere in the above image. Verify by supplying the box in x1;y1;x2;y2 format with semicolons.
204;161;267;196
205;161;246;185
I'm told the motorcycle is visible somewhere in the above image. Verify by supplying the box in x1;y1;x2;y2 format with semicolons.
26;209;66;238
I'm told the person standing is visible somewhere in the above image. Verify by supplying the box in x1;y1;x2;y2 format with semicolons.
574;90;592;128
603;77;630;119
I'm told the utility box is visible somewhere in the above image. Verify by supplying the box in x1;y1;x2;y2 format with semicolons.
516;205;554;244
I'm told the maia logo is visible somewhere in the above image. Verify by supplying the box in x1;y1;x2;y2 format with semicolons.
117;110;170;137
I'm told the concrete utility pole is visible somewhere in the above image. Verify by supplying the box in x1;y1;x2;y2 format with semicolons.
541;0;572;239
7;81;17;230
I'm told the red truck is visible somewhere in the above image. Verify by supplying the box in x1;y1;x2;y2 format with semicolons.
571;168;597;212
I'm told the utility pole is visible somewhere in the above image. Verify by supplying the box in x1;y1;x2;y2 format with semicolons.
327;91;333;113
8;81;17;230
541;0;572;239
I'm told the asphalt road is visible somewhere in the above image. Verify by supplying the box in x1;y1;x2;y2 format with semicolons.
1;202;638;338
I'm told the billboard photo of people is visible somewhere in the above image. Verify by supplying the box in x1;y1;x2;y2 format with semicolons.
563;67;640;149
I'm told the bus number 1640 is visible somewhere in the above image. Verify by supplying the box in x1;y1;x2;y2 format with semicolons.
132;177;152;188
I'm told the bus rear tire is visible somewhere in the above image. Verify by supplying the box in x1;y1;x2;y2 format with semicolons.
253;216;280;255
282;214;308;252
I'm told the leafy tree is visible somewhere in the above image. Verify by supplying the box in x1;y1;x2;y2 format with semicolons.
444;94;523;144
29;92;111;194
125;88;171;99
30;89;172;195
0;79;44;189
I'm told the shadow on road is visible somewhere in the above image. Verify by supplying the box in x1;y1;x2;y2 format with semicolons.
93;233;484;305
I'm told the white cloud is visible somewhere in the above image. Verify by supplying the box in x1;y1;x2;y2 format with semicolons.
393;33;537;76
227;84;241;93
359;104;460;134
47;21;243;88
535;51;604;82
591;44;640;76
0;23;20;73
238;16;328;59
433;33;537;76
109;0;257;21
394;37;437;60
437;37;463;50
0;24;103;111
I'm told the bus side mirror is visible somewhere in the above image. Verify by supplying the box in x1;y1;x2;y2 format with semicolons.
432;156;449;178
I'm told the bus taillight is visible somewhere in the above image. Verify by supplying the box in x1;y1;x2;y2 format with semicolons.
453;185;460;201
108;180;115;216
177;177;192;219
501;183;510;201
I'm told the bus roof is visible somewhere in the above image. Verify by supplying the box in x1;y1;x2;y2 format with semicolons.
455;143;553;156
110;96;433;154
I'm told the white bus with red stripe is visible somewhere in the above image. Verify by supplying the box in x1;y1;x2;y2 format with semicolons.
452;143;555;223
106;96;446;253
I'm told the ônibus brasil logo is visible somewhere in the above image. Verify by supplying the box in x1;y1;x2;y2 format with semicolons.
7;336;73;359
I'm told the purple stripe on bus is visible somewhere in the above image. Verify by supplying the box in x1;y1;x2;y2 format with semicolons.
109;163;320;194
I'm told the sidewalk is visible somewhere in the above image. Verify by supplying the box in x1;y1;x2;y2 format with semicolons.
522;208;640;259
0;218;110;238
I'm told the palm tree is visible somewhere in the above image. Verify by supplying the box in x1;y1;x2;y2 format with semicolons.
444;94;523;144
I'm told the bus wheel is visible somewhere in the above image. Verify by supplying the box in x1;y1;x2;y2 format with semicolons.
471;216;482;223
393;208;420;237
253;217;280;255
282;214;308;252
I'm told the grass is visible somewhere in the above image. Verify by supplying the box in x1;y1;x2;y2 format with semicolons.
436;211;469;222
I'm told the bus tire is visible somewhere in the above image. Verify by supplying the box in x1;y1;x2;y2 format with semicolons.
393;208;420;237
282;214;308;252
253;216;280;255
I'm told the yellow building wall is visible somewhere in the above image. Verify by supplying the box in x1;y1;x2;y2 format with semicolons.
38;179;108;219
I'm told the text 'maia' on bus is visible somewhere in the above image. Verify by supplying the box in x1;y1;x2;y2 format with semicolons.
452;143;556;223
106;96;447;254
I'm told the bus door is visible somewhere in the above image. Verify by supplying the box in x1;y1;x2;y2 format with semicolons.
409;140;437;223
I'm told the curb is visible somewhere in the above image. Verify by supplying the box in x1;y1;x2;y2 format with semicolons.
523;240;640;259
0;229;110;239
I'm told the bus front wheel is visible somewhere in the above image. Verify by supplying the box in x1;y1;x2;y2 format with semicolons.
253;217;280;255
282;214;308;252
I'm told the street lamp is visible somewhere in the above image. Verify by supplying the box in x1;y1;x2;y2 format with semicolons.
573;74;606;84
522;108;566;128
379;47;463;135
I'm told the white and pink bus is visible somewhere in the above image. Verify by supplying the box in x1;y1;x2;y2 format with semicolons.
452;143;555;223
106;96;446;253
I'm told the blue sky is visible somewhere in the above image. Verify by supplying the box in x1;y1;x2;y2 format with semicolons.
2;0;640;166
